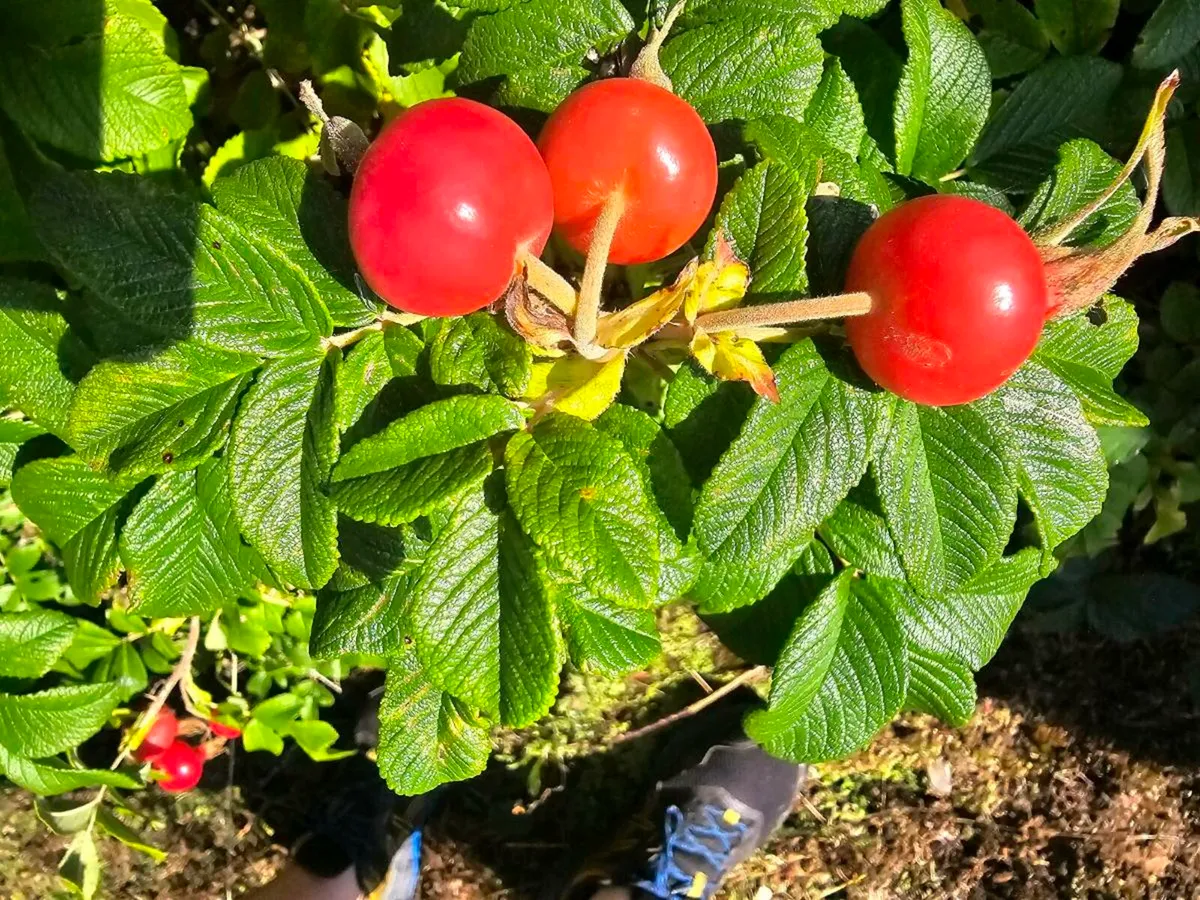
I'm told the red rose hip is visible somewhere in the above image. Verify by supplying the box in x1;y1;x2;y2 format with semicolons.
538;78;718;265
845;195;1048;406
349;98;554;317
133;708;178;762
152;740;205;793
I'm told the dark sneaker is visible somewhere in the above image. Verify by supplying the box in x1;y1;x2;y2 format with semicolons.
634;739;806;899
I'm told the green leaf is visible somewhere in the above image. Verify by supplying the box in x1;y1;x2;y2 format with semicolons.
893;0;991;182
1164;122;1200;218
282;719;354;761
10;456;141;603
1019;139;1140;248
457;0;635;111
312;519;425;658
692;341;885;612
0;135;44;264
32;172;330;356
0;610;76;679
872;400;1016;596
210;157;375;328
986;363;1106;552
334;396;523;482
703;538;835;665
90;642;148;702
1034;0;1118;56
429;313;532;397
95;807;166;862
506;415;678;609
713;161;810;301
965;0;1050;79
242;718;284;755
0;745;139;796
661;11;824;125
60;621;123;670
1161;282;1200;344
335;331;391;432
745;572;906;762
968;57;1123;192
333;445;494;526
744;118;892;209
68;342;259;476
0;1;193;162
228;349;340;590
120;458;269;616
557;584;660;676
1133;0;1200;69
407;483;561;725
0;420;44;487
376;651;491;794
0;683;121;758
60;831;101;900
0;278;90;438
1034;297;1147;427
821;19;905;167
663;361;755;485
594;403;694;541
803;59;867;154
863;550;1040;725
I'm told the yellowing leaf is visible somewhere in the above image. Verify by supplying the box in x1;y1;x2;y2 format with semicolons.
684;232;751;324
690;331;779;403
596;278;689;349
526;354;628;421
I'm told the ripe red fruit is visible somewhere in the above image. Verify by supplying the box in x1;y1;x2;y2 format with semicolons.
208;720;241;740
538;78;718;265
133;708;178;762
152;740;205;793
348;98;554;317
844;195;1048;406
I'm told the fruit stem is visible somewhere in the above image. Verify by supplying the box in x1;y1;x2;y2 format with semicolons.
694;292;873;332
325;321;383;349
521;252;578;314
630;0;687;90
574;191;626;353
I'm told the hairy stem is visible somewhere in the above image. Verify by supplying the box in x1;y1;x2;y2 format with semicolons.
574;191;626;351
630;0;688;89
694;292;873;332
521;252;578;314
325;321;383;349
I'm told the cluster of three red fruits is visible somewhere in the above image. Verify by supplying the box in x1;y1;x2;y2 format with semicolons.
348;79;1049;407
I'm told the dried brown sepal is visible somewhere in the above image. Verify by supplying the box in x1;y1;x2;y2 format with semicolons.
504;273;572;356
1039;71;1200;319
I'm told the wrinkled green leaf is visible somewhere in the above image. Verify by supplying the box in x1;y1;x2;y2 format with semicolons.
0;610;76;679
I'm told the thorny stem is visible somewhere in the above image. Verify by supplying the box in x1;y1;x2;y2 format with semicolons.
521;251;578;314
112;617;202;771
613;665;769;744
694;292;873;332
630;0;688;89
574;191;626;353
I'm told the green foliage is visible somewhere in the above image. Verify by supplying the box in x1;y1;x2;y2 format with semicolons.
0;4;1188;884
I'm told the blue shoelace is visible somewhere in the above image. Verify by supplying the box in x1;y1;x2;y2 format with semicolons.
635;804;749;899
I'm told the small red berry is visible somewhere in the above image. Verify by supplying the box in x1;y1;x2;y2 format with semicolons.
133;708;178;763
152;740;205;793
349;98;554;317
845;195;1048;406
538;78;718;265
209;720;242;740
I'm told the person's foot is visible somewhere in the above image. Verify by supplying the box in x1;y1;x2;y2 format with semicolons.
633;738;805;899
